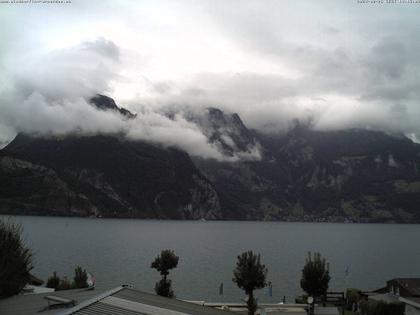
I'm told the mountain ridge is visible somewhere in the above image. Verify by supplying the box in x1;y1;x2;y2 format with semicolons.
1;95;420;222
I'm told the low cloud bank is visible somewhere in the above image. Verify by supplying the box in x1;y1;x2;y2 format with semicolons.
0;39;260;161
1;36;420;160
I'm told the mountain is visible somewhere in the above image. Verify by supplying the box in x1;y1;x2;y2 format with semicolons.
189;107;261;159
194;117;420;222
0;95;220;219
90;94;137;119
1;95;420;222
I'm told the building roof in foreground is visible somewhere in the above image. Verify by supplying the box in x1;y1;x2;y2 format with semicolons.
369;293;400;303
391;278;420;296
0;286;236;315
62;286;235;315
0;287;108;315
0;285;339;315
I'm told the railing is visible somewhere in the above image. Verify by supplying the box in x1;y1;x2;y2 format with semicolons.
325;291;345;305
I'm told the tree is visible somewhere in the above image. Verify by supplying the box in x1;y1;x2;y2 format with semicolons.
300;252;330;300
74;266;88;288
151;249;179;298
233;251;267;315
0;219;33;297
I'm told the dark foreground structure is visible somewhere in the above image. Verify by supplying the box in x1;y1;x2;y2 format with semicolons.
0;284;342;315
0;286;234;315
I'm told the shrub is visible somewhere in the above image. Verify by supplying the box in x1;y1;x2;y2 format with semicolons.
0;219;33;297
295;295;308;304
386;301;406;315
57;277;73;291
359;299;404;315
74;266;88;288
346;288;361;310
46;272;60;289
47;266;89;291
155;279;174;298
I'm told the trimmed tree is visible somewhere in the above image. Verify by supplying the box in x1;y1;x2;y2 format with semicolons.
300;252;330;301
0;219;33;297
233;251;268;315
151;249;179;298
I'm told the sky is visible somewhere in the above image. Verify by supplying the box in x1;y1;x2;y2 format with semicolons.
1;0;420;157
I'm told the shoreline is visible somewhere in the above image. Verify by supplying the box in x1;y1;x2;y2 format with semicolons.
1;213;418;224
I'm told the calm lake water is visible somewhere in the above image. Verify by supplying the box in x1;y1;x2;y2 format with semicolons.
3;215;420;302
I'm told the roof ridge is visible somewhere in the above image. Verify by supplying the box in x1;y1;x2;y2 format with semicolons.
58;286;125;315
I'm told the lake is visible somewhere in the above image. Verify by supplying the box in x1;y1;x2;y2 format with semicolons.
3;215;420;302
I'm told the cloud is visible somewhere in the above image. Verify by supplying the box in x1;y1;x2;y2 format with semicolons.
126;111;231;161
0;38;127;136
13;38;120;101
0;38;259;161
81;38;120;60
184;1;420;140
1;1;420;154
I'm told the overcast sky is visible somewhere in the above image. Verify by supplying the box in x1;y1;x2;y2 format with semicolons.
1;0;420;154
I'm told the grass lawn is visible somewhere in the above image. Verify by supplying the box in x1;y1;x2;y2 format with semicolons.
344;310;357;315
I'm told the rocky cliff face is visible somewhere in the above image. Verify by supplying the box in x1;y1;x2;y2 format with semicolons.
1;95;420;222
0;96;221;219
194;120;420;222
0;156;98;216
191;107;261;160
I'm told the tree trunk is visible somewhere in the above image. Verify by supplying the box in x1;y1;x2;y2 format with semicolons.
247;291;257;315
